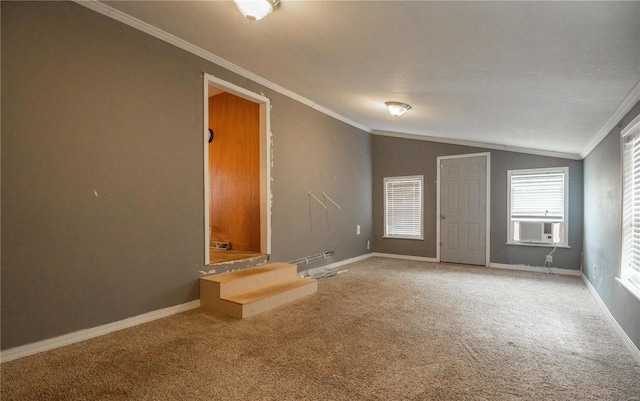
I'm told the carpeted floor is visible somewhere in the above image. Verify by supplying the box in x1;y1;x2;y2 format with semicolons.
2;257;640;400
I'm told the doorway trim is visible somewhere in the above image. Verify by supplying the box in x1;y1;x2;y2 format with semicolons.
436;152;491;266
203;74;272;265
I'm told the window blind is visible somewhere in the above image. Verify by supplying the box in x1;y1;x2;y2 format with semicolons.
510;172;565;221
626;134;640;274
385;177;422;239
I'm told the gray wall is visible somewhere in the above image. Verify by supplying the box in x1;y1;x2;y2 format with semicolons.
1;2;372;349
583;101;640;350
372;135;583;269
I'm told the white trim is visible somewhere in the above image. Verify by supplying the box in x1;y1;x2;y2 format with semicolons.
616;277;640;303
506;166;570;247
489;262;581;276
371;252;438;263
505;242;570;249
72;1;640;160
581;79;640;159
486;155;491;266
0;300;201;363
73;0;371;135
374;130;582;161
366;254;579;274
583;275;640;367
621;113;640;137
437;152;491;267
204;74;272;264
203;76;210;265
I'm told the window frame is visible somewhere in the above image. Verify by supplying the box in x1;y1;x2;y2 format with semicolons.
383;175;424;240
506;167;569;247
620;114;640;301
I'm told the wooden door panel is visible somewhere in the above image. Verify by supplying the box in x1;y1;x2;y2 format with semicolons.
208;92;260;252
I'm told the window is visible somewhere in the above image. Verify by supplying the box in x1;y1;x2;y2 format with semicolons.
621;114;640;300
507;167;569;247
384;176;423;239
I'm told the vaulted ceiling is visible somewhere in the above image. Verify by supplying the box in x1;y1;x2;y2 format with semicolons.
102;1;640;158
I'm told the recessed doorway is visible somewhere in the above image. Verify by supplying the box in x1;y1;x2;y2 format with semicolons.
203;74;271;265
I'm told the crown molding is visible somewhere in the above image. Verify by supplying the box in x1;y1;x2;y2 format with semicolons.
373;130;582;160
73;0;372;134
580;79;640;159
74;1;638;159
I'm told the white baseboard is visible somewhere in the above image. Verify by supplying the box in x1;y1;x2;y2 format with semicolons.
371;253;438;263
1;300;201;363
370;256;580;275
489;262;582;276
581;274;640;367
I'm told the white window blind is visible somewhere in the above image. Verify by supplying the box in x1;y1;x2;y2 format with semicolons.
384;176;423;239
622;121;640;278
510;171;566;221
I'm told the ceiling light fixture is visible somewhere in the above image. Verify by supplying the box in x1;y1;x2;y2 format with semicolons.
385;101;412;117
233;0;280;21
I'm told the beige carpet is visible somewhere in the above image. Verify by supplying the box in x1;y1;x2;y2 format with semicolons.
2;257;640;400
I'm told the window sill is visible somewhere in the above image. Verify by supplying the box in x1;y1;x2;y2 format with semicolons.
616;277;640;302
505;242;570;249
383;236;424;241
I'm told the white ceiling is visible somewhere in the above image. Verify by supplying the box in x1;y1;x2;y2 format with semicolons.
102;1;640;158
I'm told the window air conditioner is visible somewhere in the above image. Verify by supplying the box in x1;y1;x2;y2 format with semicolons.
518;221;553;244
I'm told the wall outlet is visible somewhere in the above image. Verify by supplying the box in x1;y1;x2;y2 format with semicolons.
356;224;361;235
367;240;370;250
545;255;553;263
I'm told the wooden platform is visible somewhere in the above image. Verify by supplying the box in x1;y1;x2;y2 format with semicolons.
200;262;317;318
209;250;265;265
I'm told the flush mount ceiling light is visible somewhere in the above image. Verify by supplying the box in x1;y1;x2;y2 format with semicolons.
385;101;412;117
233;0;280;21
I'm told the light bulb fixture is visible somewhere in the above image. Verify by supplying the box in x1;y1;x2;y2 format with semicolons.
233;0;280;21
385;101;412;117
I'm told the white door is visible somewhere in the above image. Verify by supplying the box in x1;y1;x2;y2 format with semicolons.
439;155;488;266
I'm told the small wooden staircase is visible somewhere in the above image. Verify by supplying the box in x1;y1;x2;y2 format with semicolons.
199;262;317;318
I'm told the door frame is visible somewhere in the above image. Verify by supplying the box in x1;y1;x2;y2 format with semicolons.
203;74;272;265
436;152;491;266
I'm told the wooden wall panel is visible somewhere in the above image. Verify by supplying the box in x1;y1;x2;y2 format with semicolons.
208;92;260;252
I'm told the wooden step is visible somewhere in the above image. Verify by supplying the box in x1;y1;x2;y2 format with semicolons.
222;277;318;318
201;262;297;298
200;263;317;318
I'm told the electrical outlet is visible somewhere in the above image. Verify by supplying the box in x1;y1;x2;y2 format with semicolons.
545;255;553;263
356;224;361;235
367;240;370;250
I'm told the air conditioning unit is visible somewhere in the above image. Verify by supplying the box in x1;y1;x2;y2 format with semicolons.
518;221;553;244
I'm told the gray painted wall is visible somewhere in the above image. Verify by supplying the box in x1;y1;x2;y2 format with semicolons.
1;2;372;349
583;101;640;350
372;135;583;269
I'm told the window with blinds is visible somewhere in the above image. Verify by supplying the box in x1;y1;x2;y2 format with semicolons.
384;176;423;239
507;167;568;246
621;115;640;296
